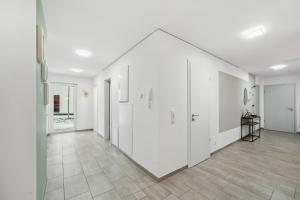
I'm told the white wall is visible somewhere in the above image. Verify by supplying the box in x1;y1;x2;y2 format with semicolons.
94;37;160;175
48;73;94;131
257;74;300;132
152;32;251;154
94;30;251;177
0;0;36;199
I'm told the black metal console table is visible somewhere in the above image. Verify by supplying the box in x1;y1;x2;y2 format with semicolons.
241;115;261;142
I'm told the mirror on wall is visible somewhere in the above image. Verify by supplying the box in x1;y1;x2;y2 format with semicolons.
243;88;248;105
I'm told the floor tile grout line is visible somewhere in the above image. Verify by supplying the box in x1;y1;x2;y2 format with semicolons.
269;189;274;200
62;144;66;200
79;158;95;200
89;132;152;199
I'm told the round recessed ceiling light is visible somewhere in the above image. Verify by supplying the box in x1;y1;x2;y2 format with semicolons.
75;49;92;57
270;64;287;71
71;68;83;73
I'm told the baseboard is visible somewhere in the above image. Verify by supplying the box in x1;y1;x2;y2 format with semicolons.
212;129;262;154
211;137;241;155
76;128;93;132
116;148;187;182
47;128;93;136
156;165;188;182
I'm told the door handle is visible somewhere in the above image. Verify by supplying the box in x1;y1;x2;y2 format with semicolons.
192;114;199;121
287;108;294;111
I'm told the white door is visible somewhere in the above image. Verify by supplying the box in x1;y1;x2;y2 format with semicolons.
188;59;210;167
264;84;295;133
118;103;133;156
104;80;111;140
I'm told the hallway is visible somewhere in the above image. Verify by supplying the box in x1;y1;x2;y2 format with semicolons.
45;130;300;200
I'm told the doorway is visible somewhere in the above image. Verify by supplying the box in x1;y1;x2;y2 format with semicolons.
49;83;77;133
104;79;111;140
93;87;98;133
264;84;295;133
187;59;210;167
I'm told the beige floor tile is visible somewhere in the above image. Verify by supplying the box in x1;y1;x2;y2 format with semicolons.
122;194;138;200
44;188;64;200
133;175;156;190
143;184;171;200
271;190;295;200
160;176;190;197
134;191;147;199
63;147;76;156
86;173;113;197
164;194;180;200
47;155;63;166
46;176;63;192
46;131;300;200
64;162;82;178
96;155;116;168
68;192;93;200
63;153;79;164
93;190;121;200
180;190;208;200
113;177;141;197
102;164;126;182
82;160;103;176
47;164;63;179
64;174;89;199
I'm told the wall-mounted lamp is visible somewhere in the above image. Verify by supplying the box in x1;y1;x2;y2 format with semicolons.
84;91;89;97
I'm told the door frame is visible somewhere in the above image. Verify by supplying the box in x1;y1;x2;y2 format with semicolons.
48;82;77;134
187;59;211;167
93;87;99;133
263;83;296;134
187;60;192;167
104;79;112;140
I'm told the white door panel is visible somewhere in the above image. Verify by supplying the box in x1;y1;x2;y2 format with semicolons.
188;59;210;167
264;84;295;133
119;103;133;156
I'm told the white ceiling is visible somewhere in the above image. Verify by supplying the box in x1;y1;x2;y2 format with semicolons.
44;0;300;77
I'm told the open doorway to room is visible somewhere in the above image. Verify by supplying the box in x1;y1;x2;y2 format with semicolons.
49;83;77;133
104;79;111;140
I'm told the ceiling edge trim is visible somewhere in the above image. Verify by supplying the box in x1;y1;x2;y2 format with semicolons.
102;28;242;71
102;28;160;71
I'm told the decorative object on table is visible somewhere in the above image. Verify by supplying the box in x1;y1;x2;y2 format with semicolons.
243;88;248;105
243;110;252;118
41;62;48;82
36;25;45;64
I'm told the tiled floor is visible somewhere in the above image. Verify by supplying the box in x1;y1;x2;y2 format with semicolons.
45;130;300;200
